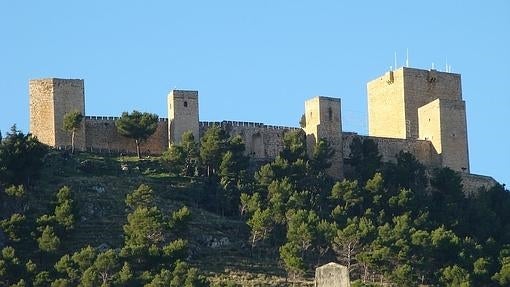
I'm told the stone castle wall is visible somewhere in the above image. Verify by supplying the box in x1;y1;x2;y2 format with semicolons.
28;67;482;183
461;173;498;196
199;121;299;160
342;133;442;167
84;116;168;155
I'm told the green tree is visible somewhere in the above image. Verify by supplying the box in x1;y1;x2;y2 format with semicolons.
123;207;165;248
200;125;229;176
279;242;305;279
163;131;199;176
115;262;134;286
385;151;427;193
440;265;471;287
38;225;60;253
93;249;119;286
0;125;48;185
299;114;306;128
333;217;375;272
281;130;307;163
219;151;245;215
54;186;76;231
0;246;24;286
285;209;320;258
0;213;26;242
62;111;83;154
54;246;97;284
247;208;273;251
115;110;159;158
33;271;52;287
347;137;381;183
310;138;334;173
168;206;192;236
430;168;466;230
125;184;154;210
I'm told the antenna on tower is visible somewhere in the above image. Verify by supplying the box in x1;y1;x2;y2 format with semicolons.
394;52;397;70
406;48;409;67
445;56;448;72
432;62;435;69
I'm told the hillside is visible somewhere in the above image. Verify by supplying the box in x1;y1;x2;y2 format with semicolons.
1;127;510;286
12;151;312;286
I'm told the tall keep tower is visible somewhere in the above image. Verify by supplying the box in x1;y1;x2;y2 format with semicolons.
168;90;199;145
303;96;343;178
29;78;85;150
367;67;469;172
368;67;462;139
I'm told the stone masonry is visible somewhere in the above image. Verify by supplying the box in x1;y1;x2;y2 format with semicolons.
29;78;86;150
367;67;469;173
29;67;490;185
315;262;350;287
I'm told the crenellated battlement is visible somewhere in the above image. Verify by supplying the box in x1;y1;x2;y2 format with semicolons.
199;120;299;130
85;116;169;122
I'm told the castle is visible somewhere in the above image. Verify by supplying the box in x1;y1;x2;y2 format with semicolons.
29;67;495;189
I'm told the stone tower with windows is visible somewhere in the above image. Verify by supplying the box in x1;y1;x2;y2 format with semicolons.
367;67;469;172
303;96;343;178
29;78;86;151
167;90;199;145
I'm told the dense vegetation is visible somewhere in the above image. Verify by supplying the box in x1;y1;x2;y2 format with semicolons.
1;124;509;286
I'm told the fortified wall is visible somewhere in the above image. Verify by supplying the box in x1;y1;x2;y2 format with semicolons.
199;121;299;160
84;116;169;154
29;67;495;189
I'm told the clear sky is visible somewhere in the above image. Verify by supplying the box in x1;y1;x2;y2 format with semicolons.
0;1;508;186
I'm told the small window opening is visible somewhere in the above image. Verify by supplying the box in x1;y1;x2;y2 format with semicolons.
184;101;188;107
328;107;333;121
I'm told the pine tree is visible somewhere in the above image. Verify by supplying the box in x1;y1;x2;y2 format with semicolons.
63;111;83;154
37;226;60;253
115;111;159;158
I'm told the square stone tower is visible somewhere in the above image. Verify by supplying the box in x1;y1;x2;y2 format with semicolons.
29;78;86;150
419;99;469;172
367;67;469;172
304;96;343;179
168;90;199;145
367;67;461;139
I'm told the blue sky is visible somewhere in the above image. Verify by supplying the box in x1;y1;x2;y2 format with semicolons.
0;1;508;185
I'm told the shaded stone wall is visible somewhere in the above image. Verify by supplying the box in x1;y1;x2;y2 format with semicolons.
461;173;498;196
343;133;442;168
84;117;168;155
